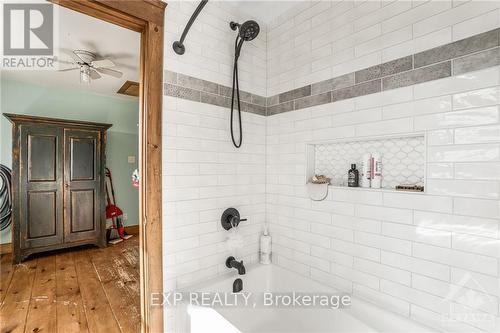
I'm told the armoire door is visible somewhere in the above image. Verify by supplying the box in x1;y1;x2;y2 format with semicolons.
63;129;102;243
19;125;64;249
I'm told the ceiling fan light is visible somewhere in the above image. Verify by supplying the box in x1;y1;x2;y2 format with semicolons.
80;65;91;84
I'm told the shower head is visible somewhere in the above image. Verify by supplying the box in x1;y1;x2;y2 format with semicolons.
230;20;260;41
239;20;260;41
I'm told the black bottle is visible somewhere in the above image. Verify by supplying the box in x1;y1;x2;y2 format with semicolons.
348;164;359;187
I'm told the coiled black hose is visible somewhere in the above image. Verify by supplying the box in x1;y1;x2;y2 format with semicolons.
230;35;245;148
0;164;12;231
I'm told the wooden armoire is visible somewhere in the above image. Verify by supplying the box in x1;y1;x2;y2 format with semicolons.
4;114;112;263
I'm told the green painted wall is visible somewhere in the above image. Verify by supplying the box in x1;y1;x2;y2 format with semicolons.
0;78;139;244
106;131;140;226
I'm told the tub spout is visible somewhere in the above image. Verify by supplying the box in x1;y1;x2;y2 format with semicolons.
226;256;246;275
233;278;243;292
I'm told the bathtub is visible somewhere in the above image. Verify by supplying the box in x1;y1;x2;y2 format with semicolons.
178;264;436;333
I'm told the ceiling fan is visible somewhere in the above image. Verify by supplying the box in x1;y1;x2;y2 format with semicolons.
58;50;123;84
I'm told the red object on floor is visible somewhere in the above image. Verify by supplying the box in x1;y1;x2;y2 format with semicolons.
106;204;123;219
105;167;129;241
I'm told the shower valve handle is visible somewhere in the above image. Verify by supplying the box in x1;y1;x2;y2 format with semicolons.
221;208;246;230
230;216;247;226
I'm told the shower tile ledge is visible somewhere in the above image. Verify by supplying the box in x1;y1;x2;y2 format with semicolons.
323;185;427;195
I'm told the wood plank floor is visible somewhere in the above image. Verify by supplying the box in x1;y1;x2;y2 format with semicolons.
0;238;140;333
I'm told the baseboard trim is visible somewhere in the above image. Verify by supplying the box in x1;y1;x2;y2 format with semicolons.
0;243;12;254
124;225;139;235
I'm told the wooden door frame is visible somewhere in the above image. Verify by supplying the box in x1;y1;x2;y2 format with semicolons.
50;1;166;332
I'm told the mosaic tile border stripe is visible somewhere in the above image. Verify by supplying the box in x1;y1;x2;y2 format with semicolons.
164;71;267;116
267;28;500;115
164;28;500;116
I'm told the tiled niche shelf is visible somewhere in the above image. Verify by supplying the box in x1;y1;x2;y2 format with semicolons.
306;134;426;191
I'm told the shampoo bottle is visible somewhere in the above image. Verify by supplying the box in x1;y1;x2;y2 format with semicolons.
260;225;272;264
348;164;359;187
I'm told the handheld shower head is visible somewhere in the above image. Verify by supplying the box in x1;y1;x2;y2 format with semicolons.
229;19;260;148
231;20;260;60
239;20;260;41
230;20;260;41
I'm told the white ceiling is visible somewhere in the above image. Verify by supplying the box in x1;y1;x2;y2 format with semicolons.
2;5;141;99
230;1;301;23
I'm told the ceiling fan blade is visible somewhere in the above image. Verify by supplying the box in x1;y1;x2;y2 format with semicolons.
71;50;86;63
95;67;123;78
90;69;102;80
92;59;115;68
58;67;79;72
53;56;75;65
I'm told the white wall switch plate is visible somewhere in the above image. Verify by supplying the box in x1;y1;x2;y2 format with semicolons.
128;156;136;164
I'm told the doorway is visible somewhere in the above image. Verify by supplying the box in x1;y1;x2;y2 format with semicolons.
0;1;165;332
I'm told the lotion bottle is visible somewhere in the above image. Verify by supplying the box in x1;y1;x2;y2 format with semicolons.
371;152;382;188
361;153;371;188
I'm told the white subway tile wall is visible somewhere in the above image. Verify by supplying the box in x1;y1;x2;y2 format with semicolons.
163;1;500;332
267;66;500;332
267;0;500;96
163;96;266;293
162;2;267;317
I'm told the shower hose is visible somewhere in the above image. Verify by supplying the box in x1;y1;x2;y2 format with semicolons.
0;164;12;232
230;38;244;148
